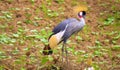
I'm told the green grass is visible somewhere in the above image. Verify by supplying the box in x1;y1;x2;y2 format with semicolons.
0;11;13;21
0;0;120;70
40;3;59;18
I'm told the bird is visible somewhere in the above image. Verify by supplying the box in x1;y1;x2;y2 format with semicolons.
43;5;88;64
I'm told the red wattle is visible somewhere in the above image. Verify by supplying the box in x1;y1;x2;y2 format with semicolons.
79;16;82;18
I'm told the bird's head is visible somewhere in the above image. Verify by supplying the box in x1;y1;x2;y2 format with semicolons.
78;11;86;18
73;5;88;18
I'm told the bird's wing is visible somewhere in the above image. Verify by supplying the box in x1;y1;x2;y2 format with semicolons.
52;18;77;34
62;21;85;41
68;21;85;33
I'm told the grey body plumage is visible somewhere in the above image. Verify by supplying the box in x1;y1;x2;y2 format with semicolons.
43;11;86;64
43;5;88;66
51;16;86;64
52;17;85;43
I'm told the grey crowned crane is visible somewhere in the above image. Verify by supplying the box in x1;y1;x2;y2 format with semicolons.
43;5;88;64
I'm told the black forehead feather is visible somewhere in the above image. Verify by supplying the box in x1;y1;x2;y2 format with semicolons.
82;11;86;15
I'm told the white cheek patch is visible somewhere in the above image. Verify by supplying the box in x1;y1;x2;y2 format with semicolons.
79;12;82;16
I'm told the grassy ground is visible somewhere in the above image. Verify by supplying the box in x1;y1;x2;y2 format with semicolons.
0;0;120;70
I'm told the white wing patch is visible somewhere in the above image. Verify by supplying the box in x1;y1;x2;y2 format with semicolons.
55;24;68;42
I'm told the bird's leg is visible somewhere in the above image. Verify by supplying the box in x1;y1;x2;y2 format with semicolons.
64;43;68;65
62;42;65;63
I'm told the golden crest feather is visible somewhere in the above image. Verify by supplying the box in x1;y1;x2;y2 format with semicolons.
73;4;88;14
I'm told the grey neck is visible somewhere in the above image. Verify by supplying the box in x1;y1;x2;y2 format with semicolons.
80;17;85;25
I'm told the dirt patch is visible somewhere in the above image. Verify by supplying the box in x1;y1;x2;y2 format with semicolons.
0;0;120;70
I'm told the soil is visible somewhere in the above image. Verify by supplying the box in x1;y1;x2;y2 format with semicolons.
0;0;120;70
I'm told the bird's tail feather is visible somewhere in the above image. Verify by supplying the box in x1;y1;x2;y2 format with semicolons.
43;45;53;55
